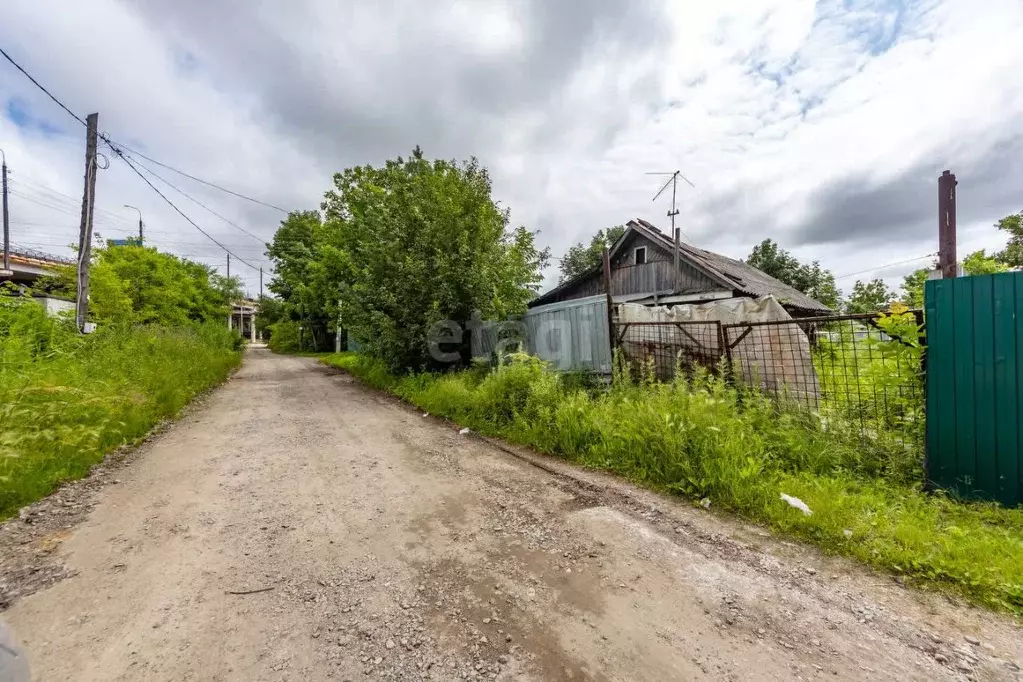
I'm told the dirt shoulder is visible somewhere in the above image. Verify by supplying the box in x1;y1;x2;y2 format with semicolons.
1;349;1020;681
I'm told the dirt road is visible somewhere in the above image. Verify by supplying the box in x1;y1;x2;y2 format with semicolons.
2;349;1020;681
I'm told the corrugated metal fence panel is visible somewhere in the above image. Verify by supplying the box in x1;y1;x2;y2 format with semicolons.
925;273;1022;506
347;330;363;353
522;295;613;374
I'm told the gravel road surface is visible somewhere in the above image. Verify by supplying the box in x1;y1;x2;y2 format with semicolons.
1;349;1020;681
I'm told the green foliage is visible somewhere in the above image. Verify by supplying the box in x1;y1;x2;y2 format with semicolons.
901;250;1008;308
325;350;1023;615
264;211;337;351
0;301;241;518
846;278;894;313
995;212;1023;268
254;295;287;341
45;244;241;326
963;249;1010;276
266;319;304;353
900;267;930;308
559;225;626;282
313;147;549;370
745;239;840;309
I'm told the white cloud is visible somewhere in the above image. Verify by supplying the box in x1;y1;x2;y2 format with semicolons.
1;0;1020;298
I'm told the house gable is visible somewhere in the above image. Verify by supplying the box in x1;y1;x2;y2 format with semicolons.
529;219;831;313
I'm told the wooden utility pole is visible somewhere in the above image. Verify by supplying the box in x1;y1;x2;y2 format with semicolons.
1;149;10;277
76;113;99;332
673;227;681;291
938;170;957;279
259;267;263;298
602;247;616;354
226;252;231;279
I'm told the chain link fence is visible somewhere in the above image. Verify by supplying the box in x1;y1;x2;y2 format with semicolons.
614;310;925;449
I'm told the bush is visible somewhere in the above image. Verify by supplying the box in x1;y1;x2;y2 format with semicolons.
267;320;302;353
0;301;241;518
323;350;1023;615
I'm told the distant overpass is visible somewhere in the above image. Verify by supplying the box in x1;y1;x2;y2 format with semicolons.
1;247;73;286
230;299;259;342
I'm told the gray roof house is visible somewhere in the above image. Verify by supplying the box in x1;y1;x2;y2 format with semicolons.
529;219;830;316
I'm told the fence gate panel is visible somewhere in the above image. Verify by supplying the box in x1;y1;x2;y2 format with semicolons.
925;273;1022;506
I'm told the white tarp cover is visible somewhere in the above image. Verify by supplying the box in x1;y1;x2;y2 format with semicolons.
618;296;820;402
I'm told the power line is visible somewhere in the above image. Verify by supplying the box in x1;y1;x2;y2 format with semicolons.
124;152;269;245
8;174;137;225
0;47;87;126
835;253;937;280
101;137;261;272
111;142;289;213
1;47;287;223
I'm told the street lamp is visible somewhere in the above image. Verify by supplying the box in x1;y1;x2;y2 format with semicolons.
123;204;143;243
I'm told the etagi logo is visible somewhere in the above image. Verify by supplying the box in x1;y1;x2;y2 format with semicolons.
425;307;601;370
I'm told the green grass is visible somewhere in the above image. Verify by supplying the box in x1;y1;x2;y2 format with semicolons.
323;350;1023;617
0;302;242;519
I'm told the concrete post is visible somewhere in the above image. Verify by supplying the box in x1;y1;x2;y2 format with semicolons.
250;313;256;342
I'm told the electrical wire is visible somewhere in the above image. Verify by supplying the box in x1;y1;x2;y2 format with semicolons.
123;152;269;245
109;142;289;214
1;46;283;269
835;254;937;280
101;137;262;272
3;44;287;214
8;174;137;226
0;47;87;126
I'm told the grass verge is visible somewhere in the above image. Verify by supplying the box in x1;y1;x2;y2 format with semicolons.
0;303;242;519
322;351;1023;617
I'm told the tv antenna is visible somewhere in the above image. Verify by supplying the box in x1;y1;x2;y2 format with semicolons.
646;170;695;291
647;170;695;239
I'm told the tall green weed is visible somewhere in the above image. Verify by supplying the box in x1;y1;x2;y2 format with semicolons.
324;350;1023;615
0;301;241;518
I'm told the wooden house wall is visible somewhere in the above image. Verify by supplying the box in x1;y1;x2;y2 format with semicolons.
542;232;721;304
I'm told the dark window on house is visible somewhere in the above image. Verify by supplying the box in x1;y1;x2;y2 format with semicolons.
634;247;647;265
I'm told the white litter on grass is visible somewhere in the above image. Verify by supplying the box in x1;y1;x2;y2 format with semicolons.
699;498;711;509
458;428;471;435
780;493;813;516
422;413;429;418
843;529;853;539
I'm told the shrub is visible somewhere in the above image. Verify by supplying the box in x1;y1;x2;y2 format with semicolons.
267;320;302;353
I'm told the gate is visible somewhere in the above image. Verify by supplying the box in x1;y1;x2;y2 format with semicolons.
926;273;1023;506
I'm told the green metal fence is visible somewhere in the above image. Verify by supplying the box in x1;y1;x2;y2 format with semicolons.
926;273;1022;506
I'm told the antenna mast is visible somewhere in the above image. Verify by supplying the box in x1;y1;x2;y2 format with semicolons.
648;170;695;292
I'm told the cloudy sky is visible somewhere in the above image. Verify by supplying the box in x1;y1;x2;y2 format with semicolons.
1;0;1021;297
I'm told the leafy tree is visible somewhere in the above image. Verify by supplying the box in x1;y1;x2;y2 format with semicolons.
900;250;1008;308
846;278;895;314
318;147;549;370
995;212;1023;268
265;211;339;350
46;245;240;326
900;267;930;309
559;225;626;282
745;238;841;309
963;248;1010;276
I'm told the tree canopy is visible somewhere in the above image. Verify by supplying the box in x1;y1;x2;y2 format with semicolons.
995;212;1023;268
47;244;240;326
558;225;626;282
744;239;841;309
900;249;1009;308
846;278;895;314
266;148;550;370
